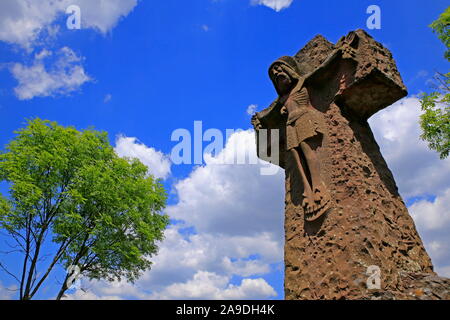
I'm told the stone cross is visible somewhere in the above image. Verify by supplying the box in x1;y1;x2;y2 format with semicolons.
252;30;449;299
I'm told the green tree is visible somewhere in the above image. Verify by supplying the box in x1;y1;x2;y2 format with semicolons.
0;119;169;300
430;6;450;61
420;6;450;159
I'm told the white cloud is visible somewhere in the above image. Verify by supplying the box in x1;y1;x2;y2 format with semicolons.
222;257;270;277
107;219;280;299
150;271;276;300
74;0;139;34
409;189;450;231
65;226;281;300
436;265;450;278
35;49;52;60
115;135;172;180
10;47;91;100
0;0;63;49
218;278;277;300
0;0;139;48
246;104;257;115
144;227;281;284
67;270;276;300
66;131;283;300
251;0;294;12
167;130;284;236
369;97;450;198
1;1;139;100
408;189;450;277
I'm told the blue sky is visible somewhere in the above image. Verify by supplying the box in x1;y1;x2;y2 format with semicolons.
0;0;449;300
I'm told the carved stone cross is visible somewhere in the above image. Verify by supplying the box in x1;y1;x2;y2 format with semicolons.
252;30;449;299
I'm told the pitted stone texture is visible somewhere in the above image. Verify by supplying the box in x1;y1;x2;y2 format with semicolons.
284;102;434;300
365;273;450;300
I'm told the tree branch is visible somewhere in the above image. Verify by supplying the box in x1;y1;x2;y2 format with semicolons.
0;261;21;285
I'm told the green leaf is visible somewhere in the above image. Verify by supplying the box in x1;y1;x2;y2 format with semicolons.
0;118;169;298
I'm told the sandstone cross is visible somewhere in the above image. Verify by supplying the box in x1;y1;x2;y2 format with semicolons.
252;30;449;299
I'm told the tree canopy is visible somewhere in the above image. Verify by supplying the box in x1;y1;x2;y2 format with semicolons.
0;119;169;300
430;6;450;61
420;6;450;159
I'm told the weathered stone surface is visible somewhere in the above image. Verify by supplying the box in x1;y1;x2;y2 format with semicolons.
284;99;434;299
252;29;449;300
365;272;450;300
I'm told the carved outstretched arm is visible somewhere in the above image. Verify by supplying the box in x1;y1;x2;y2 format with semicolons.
251;114;262;130
303;49;342;85
252;100;281;131
303;38;356;86
252;99;287;169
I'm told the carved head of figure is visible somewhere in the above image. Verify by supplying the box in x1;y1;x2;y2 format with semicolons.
269;56;302;96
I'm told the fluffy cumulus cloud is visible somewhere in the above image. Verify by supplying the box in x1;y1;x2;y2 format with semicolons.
73;0;139;34
369;96;450;278
65;270;276;300
0;0;138;100
115;135;172;180
409;189;450;278
66;130;284;300
410;189;450;231
152;271;276;300
10;47;91;100
369;97;450;198
0;0;139;48
251;0;294;12
167;130;284;237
